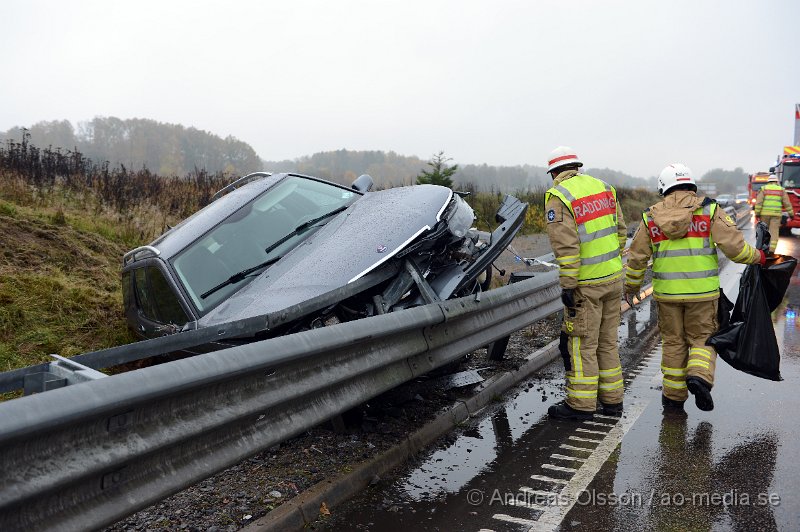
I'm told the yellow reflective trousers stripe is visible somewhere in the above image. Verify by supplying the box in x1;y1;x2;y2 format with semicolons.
599;366;622;377
663;378;688;389
598;380;624;391
661;364;688;376
568;375;599;384
566;387;599;398
690;348;712;360
572;337;583;376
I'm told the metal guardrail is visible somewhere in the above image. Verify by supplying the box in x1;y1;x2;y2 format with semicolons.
0;269;561;531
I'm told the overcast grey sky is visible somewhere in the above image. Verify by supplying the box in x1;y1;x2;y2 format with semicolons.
1;0;798;178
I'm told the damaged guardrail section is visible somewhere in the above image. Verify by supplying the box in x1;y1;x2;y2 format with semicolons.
0;270;560;532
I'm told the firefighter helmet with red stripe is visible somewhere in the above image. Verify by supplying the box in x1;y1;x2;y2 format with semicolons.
547;146;583;173
768;174;779;182
657;163;696;196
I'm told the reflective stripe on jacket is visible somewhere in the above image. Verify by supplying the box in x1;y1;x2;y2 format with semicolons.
759;184;786;216
644;203;719;300
546;174;623;285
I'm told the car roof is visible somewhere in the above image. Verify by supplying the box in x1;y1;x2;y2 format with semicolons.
128;173;359;264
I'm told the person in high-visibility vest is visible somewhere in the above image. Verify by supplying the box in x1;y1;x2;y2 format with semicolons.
754;174;794;253
544;146;627;420
624;163;766;413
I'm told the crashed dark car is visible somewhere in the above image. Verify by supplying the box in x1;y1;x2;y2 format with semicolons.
121;172;527;342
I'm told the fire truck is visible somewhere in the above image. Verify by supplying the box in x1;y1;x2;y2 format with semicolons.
748;171;771;207
769;146;800;230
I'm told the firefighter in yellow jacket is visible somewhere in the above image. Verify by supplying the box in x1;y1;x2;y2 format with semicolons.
754;174;794;253
544;146;627;420
625;163;766;412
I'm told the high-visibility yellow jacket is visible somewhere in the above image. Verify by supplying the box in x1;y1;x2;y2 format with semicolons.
545;171;626;288
625;190;762;302
755;183;794;217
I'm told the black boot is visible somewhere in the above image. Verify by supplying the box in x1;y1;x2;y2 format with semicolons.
548;402;594;420
600;401;623;416
661;395;686;411
686;376;714;411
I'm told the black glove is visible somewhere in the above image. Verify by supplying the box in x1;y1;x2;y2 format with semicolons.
755;221;771;253
561;288;575;308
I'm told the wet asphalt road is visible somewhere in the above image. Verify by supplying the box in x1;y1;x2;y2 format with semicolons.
323;214;800;531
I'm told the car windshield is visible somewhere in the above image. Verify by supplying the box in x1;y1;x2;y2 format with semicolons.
171;176;357;314
782;164;800;189
751;182;766;191
736;194;748;200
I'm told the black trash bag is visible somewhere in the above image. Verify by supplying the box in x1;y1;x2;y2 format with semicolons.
750;219;795;312
761;254;797;312
717;289;734;331
708;254;797;381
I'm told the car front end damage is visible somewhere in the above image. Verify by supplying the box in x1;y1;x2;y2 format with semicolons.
285;192;528;332
122;174;528;342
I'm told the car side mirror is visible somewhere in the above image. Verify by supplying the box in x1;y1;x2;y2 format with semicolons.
351;174;374;192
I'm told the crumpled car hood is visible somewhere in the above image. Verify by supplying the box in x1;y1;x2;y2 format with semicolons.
198;185;452;327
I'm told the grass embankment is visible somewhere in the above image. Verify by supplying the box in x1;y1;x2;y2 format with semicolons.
0;178;141;373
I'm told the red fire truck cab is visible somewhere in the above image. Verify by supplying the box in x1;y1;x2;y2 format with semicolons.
770;148;800;230
748;172;771;207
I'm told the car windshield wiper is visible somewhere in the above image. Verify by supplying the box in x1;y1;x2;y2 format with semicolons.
200;255;283;300
264;205;349;255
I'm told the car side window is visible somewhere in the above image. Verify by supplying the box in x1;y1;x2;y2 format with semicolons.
133;266;188;326
134;268;159;322
122;271;134;313
148;267;189;326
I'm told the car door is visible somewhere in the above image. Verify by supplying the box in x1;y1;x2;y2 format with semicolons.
124;259;194;338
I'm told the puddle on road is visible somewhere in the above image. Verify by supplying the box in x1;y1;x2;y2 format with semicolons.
403;377;561;501
619;298;658;345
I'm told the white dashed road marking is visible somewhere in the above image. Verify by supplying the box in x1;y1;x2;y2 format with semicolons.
559;444;594;453
542;463;579;474
532;399;649;531
568;435;603;443
529;474;569;484
487;346;664;532
575;427;609;436
550;453;587;463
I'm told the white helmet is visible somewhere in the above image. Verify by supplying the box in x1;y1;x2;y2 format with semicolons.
768;174;779;182
547;146;583;173
657;163;696;196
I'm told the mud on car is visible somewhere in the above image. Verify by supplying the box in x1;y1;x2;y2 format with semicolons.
121;172;527;343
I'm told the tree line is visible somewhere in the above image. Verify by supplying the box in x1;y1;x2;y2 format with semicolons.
0;117;261;177
1;116;747;196
265;149;657;192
